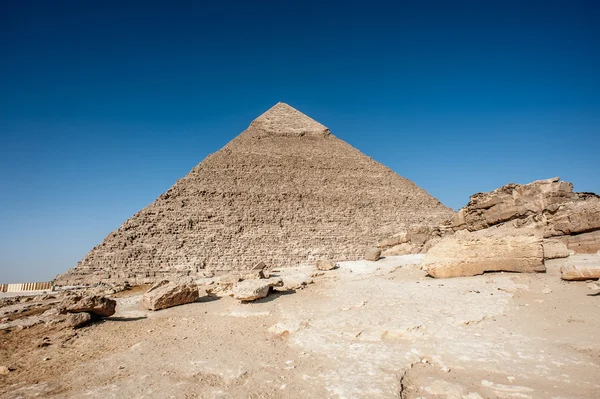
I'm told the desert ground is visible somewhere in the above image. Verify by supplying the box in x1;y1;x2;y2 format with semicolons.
1;255;599;399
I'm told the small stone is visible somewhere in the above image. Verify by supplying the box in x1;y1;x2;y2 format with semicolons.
118;365;125;370
542;287;552;294
586;283;600;290
316;260;337;271
0;366;10;375
43;357;50;361
232;278;283;302
365;248;382;262
507;376;515;382
441;366;451;373
65;312;92;328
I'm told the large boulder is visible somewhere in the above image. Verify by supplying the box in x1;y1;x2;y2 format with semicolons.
61;295;116;317
141;280;202;311
231;278;283;302
423;227;545;278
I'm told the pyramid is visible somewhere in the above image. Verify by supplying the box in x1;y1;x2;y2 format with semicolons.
56;103;453;285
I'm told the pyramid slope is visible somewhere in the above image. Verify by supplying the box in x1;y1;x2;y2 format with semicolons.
56;103;453;285
250;102;330;137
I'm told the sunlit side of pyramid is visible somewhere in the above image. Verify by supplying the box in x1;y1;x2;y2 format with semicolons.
56;103;453;285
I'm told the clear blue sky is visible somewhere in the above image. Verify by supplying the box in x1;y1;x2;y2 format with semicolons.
1;1;598;283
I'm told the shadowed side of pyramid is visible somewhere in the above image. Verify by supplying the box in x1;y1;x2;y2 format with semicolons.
55;103;453;286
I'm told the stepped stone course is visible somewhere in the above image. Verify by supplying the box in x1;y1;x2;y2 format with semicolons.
55;103;452;286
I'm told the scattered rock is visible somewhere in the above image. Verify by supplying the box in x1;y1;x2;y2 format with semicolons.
251;261;267;271
240;270;266;280
36;337;51;348
61;295;116;317
316;260;337;271
365;248;382;262
560;264;600;281
279;274;314;290
232;278;283;302
65;312;92;328
0;365;11;375
216;274;242;291
141;281;202;311
586;282;600;290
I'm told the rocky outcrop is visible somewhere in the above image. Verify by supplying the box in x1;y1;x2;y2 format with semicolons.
141;281;202;311
449;177;577;231
423;227;545;278
423;177;599;278
61;295;116;317
55;103;452;286
231;278;284;302
544;196;600;237
447;177;600;254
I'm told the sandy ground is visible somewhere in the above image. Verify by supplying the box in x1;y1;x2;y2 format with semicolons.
1;255;599;399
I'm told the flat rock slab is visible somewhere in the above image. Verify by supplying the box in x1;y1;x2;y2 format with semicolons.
142;281;202;311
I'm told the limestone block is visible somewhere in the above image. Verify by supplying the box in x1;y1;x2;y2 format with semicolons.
141;280;201;311
424;228;544;278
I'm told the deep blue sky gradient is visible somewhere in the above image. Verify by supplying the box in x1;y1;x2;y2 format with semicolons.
1;1;599;282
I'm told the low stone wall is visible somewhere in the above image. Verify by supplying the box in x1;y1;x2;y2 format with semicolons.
0;281;53;292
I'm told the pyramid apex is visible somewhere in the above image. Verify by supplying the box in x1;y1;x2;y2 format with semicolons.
249;103;330;137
